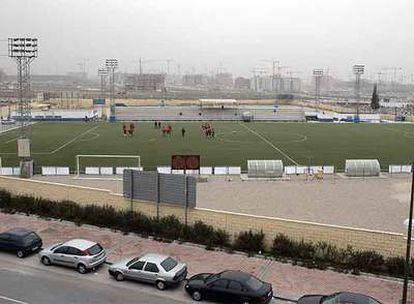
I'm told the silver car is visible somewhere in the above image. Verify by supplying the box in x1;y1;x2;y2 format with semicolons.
108;253;187;290
39;239;106;274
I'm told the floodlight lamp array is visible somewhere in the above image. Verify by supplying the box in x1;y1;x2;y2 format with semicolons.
353;64;365;75
8;38;38;58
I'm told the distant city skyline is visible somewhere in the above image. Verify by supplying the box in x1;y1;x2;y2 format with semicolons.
0;0;413;81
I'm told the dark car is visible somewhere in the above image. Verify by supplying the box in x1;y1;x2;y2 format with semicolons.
0;228;43;258
185;270;273;304
298;291;382;304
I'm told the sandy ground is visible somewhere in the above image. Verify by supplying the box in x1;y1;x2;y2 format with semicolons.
32;174;412;233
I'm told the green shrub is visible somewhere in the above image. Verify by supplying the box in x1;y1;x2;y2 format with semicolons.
234;230;265;254
1;188;413;279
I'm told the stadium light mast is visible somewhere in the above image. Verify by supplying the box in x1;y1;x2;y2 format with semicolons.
105;58;118;122
8;37;38;178
98;67;108;100
353;64;365;121
313;69;324;104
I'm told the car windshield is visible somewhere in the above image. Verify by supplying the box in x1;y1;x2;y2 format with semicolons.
126;257;140;267
206;273;220;283
322;295;380;304
23;232;39;245
245;276;264;291
160;257;178;272
87;244;102;255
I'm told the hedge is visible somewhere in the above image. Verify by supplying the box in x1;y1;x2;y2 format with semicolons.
0;188;412;279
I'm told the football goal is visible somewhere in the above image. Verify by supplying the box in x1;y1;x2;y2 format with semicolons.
75;154;141;179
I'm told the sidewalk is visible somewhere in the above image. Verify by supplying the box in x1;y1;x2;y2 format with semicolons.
0;212;410;303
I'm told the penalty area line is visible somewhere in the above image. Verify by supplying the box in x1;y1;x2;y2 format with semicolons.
34;125;100;155
238;122;300;165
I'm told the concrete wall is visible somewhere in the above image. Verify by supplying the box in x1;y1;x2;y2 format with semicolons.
0;176;405;257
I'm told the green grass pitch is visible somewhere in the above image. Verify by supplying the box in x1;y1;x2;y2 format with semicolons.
0;121;413;171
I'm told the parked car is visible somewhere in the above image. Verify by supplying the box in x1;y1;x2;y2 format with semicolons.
297;291;382;304
0;228;43;258
185;270;273;304
108;253;187;290
39;238;106;274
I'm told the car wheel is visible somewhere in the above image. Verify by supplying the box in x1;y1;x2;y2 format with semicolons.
192;291;202;301
16;250;24;258
115;272;124;281
155;280;166;290
77;263;87;274
41;256;51;265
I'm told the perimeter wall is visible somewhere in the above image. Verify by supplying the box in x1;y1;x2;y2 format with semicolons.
0;176;406;257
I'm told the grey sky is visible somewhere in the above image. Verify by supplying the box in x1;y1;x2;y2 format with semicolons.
0;0;413;79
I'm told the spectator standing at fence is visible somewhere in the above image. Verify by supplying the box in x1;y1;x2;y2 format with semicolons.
181;127;186;138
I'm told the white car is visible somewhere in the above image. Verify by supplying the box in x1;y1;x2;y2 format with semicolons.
39;239;106;274
108;253;187;290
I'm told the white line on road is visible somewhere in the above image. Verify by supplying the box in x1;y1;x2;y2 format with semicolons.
0;295;29;304
238;122;300;165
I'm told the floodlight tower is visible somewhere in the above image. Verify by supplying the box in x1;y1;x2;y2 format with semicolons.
8;37;38;178
353;64;365;120
105;59;118;122
97;67;108;99
313;69;324;103
8;38;38;137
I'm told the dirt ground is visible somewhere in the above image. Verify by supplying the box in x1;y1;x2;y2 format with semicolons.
32;174;412;234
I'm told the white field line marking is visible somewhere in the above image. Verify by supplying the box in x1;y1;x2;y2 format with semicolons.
34;125;100;155
0;125;100;155
4;136;20;144
238;122;300;165
0;294;29;304
0;122;38;136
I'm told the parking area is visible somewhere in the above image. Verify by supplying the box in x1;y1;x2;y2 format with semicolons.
0;212;409;303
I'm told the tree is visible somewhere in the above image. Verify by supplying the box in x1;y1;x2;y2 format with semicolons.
371;84;380;110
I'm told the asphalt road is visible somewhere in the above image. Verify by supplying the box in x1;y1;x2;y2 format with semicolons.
0;253;190;304
0;252;287;304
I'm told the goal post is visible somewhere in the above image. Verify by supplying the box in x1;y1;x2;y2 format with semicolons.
75;154;141;178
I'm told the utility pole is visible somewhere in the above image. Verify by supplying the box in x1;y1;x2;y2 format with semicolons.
98;67;108;100
402;164;414;304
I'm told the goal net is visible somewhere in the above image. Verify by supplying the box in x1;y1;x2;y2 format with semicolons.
75;154;141;179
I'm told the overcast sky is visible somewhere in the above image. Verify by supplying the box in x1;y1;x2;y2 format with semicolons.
0;0;413;80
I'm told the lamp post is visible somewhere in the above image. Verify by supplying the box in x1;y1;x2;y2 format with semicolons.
402;164;414;304
8;37;38;178
105;59;118;122
353;64;365;122
313;69;324;105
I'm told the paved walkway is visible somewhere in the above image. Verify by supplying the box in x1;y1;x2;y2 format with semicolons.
0;212;410;303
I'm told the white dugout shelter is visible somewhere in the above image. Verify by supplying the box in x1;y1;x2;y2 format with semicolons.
247;160;284;178
345;159;381;177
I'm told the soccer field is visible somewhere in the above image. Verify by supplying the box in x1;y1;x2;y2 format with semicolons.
0;121;413;171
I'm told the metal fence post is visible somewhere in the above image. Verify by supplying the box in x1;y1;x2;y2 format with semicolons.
130;170;134;213
184;175;188;226
156;172;160;220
